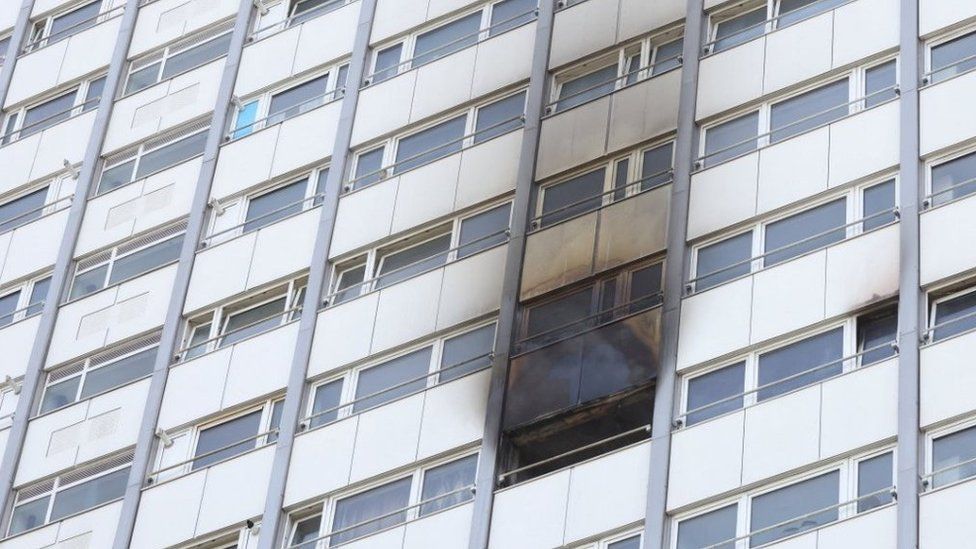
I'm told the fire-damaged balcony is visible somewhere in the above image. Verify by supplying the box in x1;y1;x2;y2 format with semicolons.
498;259;663;485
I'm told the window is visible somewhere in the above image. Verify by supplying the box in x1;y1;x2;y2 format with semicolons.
39;335;159;414
857;451;894;511
750;471;839;546
1;74;106;144
931;424;976;488
769;78;849;143
694;232;752;291
709;6;766;53
702;111;759;166
708;0;851;55
193;409;262;470
26;0;102;51
392;116;466;174
350;147;385;190
370;43;403;84
0;275;50;327
862;178;896;230
376;232;452;288
930;150;976;207
353;348;431;412
865;60;898;108
242;179;308;233
676;503;737;549
776;0;847;28
290;513;323;549
124;28;233;95
473;90;526;143
489;0;537;36
97;124;209;194
69;226;185;300
290;0;346;25
412;11;482;67
555;63;618;112
930;286;976;342
0;186;48;233
8;452;132;535
0;35;10;65
684;362;745;426
929;30;976;84
763;197;846;266
757;327;843;401
856;305;897;366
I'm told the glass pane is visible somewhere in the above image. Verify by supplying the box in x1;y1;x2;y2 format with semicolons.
933;290;976;342
629;263;663;311
309;379;343;428
220;296;287;347
125;63;162;95
677;503;737;549
371;43;403;83
608;535;641;549
0;186;47;233
161;33;232;80
97;159;136;194
474;91;525;143
749;471;839;546
440;323;495;382
777;0;847;28
696;232;752;291
135;131;208;178
763;198;846;266
393;115;466;174
931;151;976;206
84;76;106;111
623;53;640;85
704;111;759;166
2;113;18;144
267;400;285;443
862;179;896;231
49;467;130;522
49;1;100;43
352;147;385;190
757;327;843;401
865;60;897;108
770;78;849;142
419;454;477;515
932;425;976;488
8;496;50;535
353;347;432;412
332;264;366;304
192;410;262;470
70;264;109;300
931;31;976;84
22;91;75;138
524;288;592;347
0;292;17;327
268;75;330;124
314;167;330;205
80;347;157;399
107;235;183;286
540;168;605;226
641;141;673;190
556;64;618;112
290;515;322;549
489;0;536;36
413;11;482;67
40;376;81;413
26;276;51;316
184;322;212;359
292;0;343;23
330;477;411;546
686;362;745;425
712;8;766;53
244;180;307;233
857;452;893;512
652;38;683;75
232;100;259;139
857;307;897;366
457;203;510;258
376;234;451;288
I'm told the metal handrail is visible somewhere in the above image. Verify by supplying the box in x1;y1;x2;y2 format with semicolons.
543;53;682;114
250;0;355;39
0;195;73;236
343;115;525;191
922;52;976;84
674;340;897;428
921;307;976;343
284;484;476;548
922;175;976;208
322;228;510;305
22;4;126;54
696;85;898;167
302;352;493;427
921;455;976;489
702;487;893;549
226;89;345;141
0;302;45;326
363;8;539;85
701;0;856;55
528;168;673;231
497;423;651;482
201;193;325;247
1;97;100;145
146;427;279;480
686;207;899;290
177;305;303;359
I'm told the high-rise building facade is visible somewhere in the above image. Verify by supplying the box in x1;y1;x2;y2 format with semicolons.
0;0;970;547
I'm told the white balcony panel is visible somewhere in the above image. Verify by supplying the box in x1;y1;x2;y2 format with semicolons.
330;183;397;259
184;231;254;312
831;0;897;69
455;129;521;210
488;442;651;549
920;331;976;428
6;17;122;107
0;500;122;549
402;503;473;549
920;0;976;37
76;160;199;256
416;369;489;459
920;479;976;549
307;292;380;378
436;245;505;329
16;379;150;485
0;111;96;194
349;394;425;482
129;0;239;57
104;60;223;152
757;128;830;215
536;97;610;180
470;23;534;98
687;154;759;240
819;358;896;457
284;417;358;507
0;209;68;286
351;72;416;147
764;13;833;95
920;194;976;286
371;269;443;351
741;385;821;484
697;39;765;121
827;100;899;188
676;277;752;371
158;323;298;431
291;2;360;76
236;22;303;96
920;70;976;157
131;472;207;549
817;506;896;549
411;48;478;123
667;412;745;510
751;251;826;343
390;155;462;235
47;265;176;367
606;68;681;152
824;225;899;318
371;0;428;43
0;316;40;381
549;0;618;70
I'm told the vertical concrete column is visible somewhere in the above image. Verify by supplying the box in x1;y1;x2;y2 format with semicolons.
642;0;705;546
0;0;35;106
896;0;922;547
0;0;142;529
256;2;379;547
466;3;555;549
110;3;256;547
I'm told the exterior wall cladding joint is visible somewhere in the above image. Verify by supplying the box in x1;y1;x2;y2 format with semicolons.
0;0;973;547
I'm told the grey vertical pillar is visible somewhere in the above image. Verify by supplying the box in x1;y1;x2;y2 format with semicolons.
111;3;255;547
0;0;142;527
467;4;555;549
896;0;921;547
0;0;35;106
642;0;704;546
256;1;378;547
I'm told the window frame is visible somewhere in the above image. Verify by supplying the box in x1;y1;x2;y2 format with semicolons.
705;0;857;55
923;145;976;209
25;0;111;53
925;417;976;491
122;25;234;97
1;74;106;144
926;283;976;344
96;123;211;196
923;25;976;85
188;398;283;470
0;272;51;328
